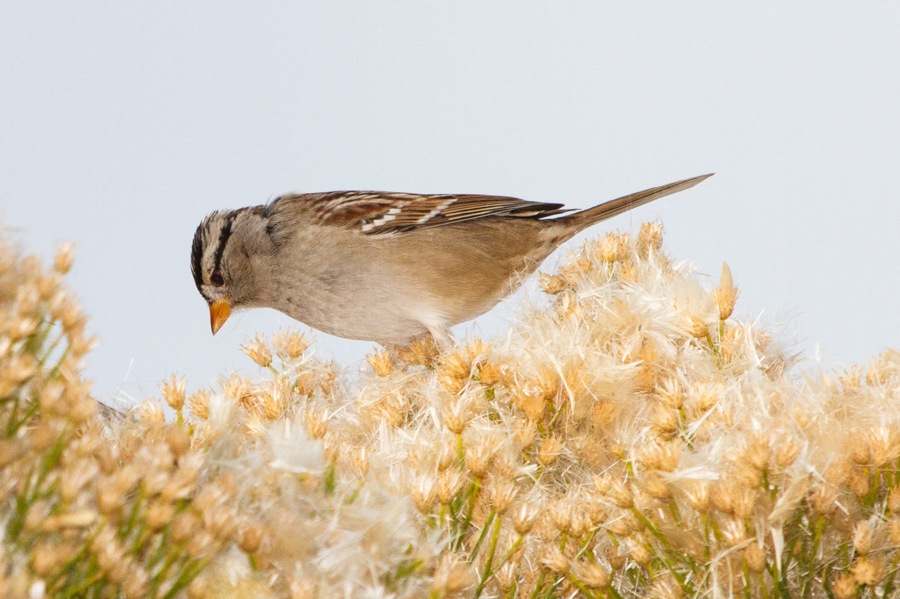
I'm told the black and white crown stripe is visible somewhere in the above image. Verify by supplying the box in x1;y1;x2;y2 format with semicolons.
190;210;239;299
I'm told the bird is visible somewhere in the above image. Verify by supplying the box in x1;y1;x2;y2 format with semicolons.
191;174;712;346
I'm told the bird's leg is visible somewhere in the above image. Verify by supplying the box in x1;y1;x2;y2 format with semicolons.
426;325;458;354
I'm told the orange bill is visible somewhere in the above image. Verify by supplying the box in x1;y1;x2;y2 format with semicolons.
209;298;231;334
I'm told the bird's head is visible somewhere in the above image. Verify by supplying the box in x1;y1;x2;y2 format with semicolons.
190;207;273;334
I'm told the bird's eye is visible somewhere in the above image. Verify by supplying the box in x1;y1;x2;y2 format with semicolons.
210;272;224;286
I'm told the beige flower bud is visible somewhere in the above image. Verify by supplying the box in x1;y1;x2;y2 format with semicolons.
464;435;496;477
411;475;436;514
241;334;272;368
160;374;187;411
429;556;475;595
721;517;747;547
442;397;470;435
851;557;884;586
145;500;175;531
715;262;739;320
607;544;627;570
743;543;766;573
495;562;518;592
31;542;63;577
305;407;328;439
640;471;670;500
832;573;856;599
237;521;264;554
574;560;610;590
852;519;872;556
625;536;652;566
512;501;541;536
437;351;472;394
54;242;76;274
538;436;563;466
437;469;464;506
272;329;310;359
366;349;394;377
684;480;710;512
489;478;519;515
547;499;573;534
541;546;570;574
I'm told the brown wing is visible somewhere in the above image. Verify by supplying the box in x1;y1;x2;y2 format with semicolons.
271;191;572;236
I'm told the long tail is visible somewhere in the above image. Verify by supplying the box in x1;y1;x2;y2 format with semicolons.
556;173;713;231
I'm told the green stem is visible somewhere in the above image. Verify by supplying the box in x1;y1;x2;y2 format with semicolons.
323;459;336;495
467;510;496;563
568;574;600;599
630;506;695;576
743;561;752;599
607;583;625;599
881;552;900;598
37;329;67;367
538;575;564;599
56;562;105;599
45;344;71;379
7;424;70;542
759;571;770;599
528;572;546;599
6;385;22;435
160;557;212;599
122;486;146;539
148;520;175;569
150;547;189;598
346;480;363;504
45;542;90;592
24;317;53;356
667;500;682;524
456;476;482;549
484;535;523;578
547;400;567;431
702;513;711;561
8;398;41;435
705;332;720;360
472;514;503;599
576;529;597;561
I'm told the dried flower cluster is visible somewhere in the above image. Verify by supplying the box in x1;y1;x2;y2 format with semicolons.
3;221;900;599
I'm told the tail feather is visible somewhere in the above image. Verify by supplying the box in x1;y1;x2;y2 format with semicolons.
556;173;713;231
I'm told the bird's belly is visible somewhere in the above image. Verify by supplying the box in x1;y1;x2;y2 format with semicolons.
273;278;503;344
272;286;438;344
297;305;430;344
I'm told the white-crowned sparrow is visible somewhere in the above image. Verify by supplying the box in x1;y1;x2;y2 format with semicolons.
191;174;711;344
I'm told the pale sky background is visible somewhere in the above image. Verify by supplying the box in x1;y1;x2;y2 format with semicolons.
1;4;898;404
